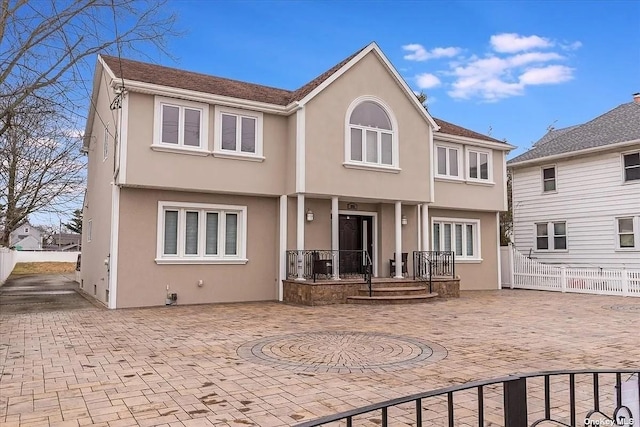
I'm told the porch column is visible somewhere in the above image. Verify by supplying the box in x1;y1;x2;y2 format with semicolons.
421;203;429;251
394;201;403;278
278;195;287;300
331;196;340;279
296;194;305;280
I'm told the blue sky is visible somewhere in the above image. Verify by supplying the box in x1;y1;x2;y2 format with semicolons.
153;0;639;156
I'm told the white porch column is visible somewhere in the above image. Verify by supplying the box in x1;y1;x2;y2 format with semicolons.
421;203;429;251
278;195;287;300
331;196;340;279
296;194;305;280
394;201;403;278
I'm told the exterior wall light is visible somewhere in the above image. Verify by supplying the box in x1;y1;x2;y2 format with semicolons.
401;215;408;225
306;210;314;222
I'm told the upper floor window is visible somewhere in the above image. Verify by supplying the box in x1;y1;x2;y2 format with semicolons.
435;145;460;179
153;97;208;152
345;98;398;169
214;106;263;160
542;166;556;192
157;201;247;264
623;152;640;182
467;149;490;181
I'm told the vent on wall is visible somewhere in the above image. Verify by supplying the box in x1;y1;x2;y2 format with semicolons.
105;289;109;303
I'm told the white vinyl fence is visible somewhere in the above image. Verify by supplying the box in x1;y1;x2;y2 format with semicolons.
15;251;80;263
508;246;640;297
0;248;18;285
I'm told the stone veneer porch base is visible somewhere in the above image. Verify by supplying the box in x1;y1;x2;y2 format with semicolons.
282;277;460;306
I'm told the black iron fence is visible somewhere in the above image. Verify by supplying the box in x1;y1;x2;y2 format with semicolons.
413;251;455;293
285;250;372;285
295;369;639;427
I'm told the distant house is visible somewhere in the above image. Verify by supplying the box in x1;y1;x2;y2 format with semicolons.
9;221;44;250
43;233;81;251
508;94;640;270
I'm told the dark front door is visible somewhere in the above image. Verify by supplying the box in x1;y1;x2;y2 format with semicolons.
339;215;373;275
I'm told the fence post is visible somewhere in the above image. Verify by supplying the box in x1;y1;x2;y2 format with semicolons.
503;377;528;427
561;266;567;293
296;250;305;281
508;244;515;289
621;270;629;297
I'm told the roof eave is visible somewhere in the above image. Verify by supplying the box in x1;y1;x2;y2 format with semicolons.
508;138;640;168
435;132;515;151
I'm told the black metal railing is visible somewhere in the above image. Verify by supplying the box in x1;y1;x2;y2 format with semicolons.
413;251;455;293
285;250;373;283
295;369;639;427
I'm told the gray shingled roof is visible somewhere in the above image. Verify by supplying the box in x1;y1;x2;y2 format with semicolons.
509;102;640;165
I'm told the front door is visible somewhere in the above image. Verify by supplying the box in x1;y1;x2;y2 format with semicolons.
339;215;373;275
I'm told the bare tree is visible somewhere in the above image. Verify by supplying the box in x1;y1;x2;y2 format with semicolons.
0;95;85;246
0;0;178;137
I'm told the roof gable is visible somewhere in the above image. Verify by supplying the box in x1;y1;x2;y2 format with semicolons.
510;102;640;165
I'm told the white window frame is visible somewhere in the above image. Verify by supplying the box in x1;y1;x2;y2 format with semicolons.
103;123;109;162
213;106;264;161
541;165;557;193
343;96;400;172
87;219;92;243
466;147;492;183
534;221;568;251
615;216;639;251
622;151;640;183
152;96;209;154
431;217;481;261
435;143;462;180
156;201;248;264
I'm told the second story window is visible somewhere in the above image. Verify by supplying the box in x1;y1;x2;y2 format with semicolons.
623;152;640;182
346;98;397;169
435;145;460;179
214;106;263;160
542;166;556;192
467;149;490;181
153;97;208;152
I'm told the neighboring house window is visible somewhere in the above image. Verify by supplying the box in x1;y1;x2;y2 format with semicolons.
348;100;395;167
214;106;263;159
623;152;640;182
535;221;566;250
153;97;208;151
156;202;247;264
467;149;491;181
103;124;109;161
435;145;461;178
542;166;556;192
87;220;92;243
617;217;637;249
432;218;480;260
25;227;29;233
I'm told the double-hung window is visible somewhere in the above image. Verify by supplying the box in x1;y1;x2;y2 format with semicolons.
432;218;480;260
535;221;567;251
153;97;208;152
346;98;397;168
617;217;638;249
542;166;556;192
157;202;247;264
214;106;263;160
467;149;490;181
435;145;461;179
623;152;640;182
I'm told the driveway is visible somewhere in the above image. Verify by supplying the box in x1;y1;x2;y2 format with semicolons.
0;290;638;426
0;273;93;314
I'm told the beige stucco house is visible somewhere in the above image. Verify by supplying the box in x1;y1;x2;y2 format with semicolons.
81;42;514;309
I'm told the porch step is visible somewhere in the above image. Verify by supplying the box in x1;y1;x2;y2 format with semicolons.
346;293;439;305
357;286;427;297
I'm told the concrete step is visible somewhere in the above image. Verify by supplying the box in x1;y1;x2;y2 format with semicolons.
346;293;439;305
357;286;427;297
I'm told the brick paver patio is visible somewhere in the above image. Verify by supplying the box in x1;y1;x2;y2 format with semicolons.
1;289;638;426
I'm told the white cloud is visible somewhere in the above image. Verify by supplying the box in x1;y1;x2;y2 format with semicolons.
560;41;583;51
490;33;553;53
403;44;461;61
416;73;441;89
519;65;574;85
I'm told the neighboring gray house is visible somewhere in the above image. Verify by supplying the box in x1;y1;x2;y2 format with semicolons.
9;221;44;250
508;94;640;269
45;233;81;251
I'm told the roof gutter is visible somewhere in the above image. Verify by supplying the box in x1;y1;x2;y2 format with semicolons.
508;138;640;168
435;132;516;151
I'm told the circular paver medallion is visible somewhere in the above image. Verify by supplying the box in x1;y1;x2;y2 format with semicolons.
603;304;640;313
237;331;447;373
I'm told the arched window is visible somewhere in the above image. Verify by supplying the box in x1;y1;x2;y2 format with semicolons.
347;99;396;167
